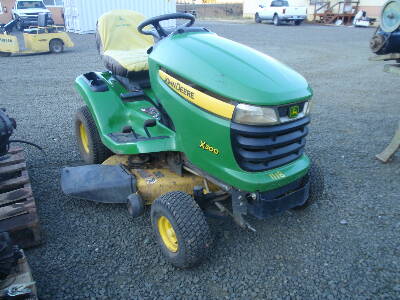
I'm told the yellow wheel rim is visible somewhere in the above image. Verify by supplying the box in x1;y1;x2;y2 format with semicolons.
79;123;90;154
157;216;178;253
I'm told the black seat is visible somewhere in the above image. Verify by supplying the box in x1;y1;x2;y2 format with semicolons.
96;10;154;89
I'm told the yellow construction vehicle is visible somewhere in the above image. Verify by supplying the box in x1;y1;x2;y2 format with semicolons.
0;13;73;57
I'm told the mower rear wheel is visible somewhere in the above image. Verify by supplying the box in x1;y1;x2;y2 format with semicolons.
292;160;324;210
49;39;64;54
74;106;112;164
0;52;11;57
151;191;212;268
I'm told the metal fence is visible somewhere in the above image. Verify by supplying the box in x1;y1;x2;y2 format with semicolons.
177;3;243;18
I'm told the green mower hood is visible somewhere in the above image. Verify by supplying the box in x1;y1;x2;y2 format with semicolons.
74;28;313;193
150;31;312;105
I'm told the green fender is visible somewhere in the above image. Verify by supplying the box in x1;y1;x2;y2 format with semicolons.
74;72;177;155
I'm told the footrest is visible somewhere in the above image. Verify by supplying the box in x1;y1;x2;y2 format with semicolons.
108;132;144;143
108;132;169;144
120;90;146;102
369;53;400;61
376;121;400;163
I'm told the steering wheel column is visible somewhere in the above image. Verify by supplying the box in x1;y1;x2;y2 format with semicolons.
138;13;195;40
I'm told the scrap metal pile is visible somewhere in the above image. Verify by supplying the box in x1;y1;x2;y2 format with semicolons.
370;0;400;54
369;0;400;162
0;233;37;300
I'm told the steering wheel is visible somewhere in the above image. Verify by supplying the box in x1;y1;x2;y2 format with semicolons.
138;13;195;39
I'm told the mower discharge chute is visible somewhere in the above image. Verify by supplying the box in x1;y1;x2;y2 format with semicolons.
61;10;324;268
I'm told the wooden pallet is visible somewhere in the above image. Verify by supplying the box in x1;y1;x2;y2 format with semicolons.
0;250;38;300
316;12;356;25
369;53;400;62
0;148;41;248
369;53;400;162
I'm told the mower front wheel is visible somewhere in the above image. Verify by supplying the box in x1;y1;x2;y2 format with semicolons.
151;191;212;268
292;161;324;210
49;39;64;54
74;106;112;164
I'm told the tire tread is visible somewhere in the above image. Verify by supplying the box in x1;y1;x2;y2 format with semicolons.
293;160;324;210
151;191;211;268
75;105;112;164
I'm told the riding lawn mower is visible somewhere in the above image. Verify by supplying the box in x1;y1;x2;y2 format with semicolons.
61;10;324;268
0;13;73;57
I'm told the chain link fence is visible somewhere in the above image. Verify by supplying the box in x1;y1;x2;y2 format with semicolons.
177;3;243;18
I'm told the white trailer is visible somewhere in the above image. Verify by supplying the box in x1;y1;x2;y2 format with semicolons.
64;0;176;34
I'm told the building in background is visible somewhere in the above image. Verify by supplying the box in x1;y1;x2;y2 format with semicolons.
0;0;64;24
1;0;386;27
355;0;385;18
43;0;64;25
63;0;176;34
0;0;19;24
0;0;176;32
177;0;244;3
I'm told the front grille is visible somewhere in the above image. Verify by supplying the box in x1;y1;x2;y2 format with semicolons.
231;116;310;172
23;16;38;20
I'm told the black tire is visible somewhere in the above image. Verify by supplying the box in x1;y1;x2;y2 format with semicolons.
74;105;112;164
151;191;212;268
294;20;302;26
49;39;64;53
0;52;11;57
255;13;262;23
273;14;281;26
127;193;144;218
292;160;324;210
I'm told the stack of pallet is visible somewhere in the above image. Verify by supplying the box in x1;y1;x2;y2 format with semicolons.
0;147;41;248
313;1;360;25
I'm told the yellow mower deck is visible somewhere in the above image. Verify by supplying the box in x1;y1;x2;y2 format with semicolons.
102;155;219;204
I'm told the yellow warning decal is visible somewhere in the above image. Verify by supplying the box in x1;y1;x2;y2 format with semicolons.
269;171;286;180
0;34;19;53
159;69;235;119
200;140;220;155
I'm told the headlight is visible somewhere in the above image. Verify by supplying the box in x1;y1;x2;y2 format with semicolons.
304;100;312;115
233;101;312;126
233;104;279;125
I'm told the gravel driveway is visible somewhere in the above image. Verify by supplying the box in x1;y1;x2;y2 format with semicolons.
1;22;399;300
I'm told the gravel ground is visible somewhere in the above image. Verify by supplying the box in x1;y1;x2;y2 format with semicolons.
1;22;399;300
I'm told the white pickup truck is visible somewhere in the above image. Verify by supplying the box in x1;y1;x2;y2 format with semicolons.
255;0;307;26
12;0;54;31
